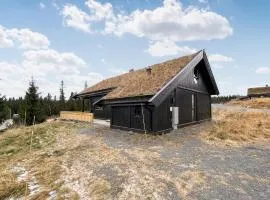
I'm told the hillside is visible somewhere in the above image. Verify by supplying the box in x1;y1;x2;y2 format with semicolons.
0;108;270;199
226;98;270;109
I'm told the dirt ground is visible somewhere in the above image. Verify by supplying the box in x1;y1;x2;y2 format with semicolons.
1;107;270;200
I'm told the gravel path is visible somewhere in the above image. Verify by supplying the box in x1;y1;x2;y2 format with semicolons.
58;121;270;200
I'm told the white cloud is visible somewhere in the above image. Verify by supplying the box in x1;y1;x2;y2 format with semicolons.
61;1;115;33
85;0;114;20
145;40;196;57
104;0;233;41
0;49;103;98
61;0;233;42
198;0;208;4
255;67;270;74
0;26;14;47
0;25;50;49
208;54;234;63
39;2;46;9
22;49;87;75
61;4;92;33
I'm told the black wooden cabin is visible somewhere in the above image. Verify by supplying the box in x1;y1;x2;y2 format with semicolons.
74;50;219;133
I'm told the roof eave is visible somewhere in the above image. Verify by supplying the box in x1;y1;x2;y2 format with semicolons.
148;50;205;106
202;50;220;95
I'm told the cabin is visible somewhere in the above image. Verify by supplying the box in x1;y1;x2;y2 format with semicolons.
247;85;270;97
74;50;219;133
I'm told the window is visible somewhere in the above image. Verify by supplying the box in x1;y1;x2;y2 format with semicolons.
194;68;199;80
95;106;103;111
134;106;141;117
170;94;175;105
193;68;199;84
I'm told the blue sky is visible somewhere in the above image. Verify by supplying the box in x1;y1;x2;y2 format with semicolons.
0;0;269;98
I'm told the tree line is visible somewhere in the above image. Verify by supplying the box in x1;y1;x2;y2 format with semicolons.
0;78;89;125
211;95;242;103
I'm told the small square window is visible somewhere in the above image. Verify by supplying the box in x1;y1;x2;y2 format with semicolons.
95;106;103;111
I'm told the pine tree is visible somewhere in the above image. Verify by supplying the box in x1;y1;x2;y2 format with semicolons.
25;77;44;125
59;80;65;111
0;94;5;122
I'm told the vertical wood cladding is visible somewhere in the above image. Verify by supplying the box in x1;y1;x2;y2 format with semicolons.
196;93;211;120
111;105;151;132
152;96;172;132
175;88;195;124
110;58;213;132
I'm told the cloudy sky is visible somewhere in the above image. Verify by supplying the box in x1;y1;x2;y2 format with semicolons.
0;0;269;98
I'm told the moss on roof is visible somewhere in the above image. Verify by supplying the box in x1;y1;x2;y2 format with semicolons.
248;86;270;96
79;52;199;100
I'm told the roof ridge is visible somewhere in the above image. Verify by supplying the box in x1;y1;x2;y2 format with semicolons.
77;51;199;98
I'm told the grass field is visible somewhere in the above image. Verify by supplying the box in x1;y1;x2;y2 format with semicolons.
226;97;270;109
202;108;270;146
0;107;269;199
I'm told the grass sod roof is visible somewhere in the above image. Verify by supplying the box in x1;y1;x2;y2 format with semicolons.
247;86;270;96
79;51;200;100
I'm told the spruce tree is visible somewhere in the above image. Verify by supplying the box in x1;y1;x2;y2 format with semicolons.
59;80;65;111
25;78;44;125
0;94;5;122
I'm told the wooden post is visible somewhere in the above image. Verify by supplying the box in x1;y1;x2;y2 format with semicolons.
89;99;92;113
82;98;85;112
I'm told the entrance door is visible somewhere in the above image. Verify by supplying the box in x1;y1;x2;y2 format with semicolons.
176;88;196;124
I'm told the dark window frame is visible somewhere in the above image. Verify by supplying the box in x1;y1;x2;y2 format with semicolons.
194;68;199;80
95;106;103;111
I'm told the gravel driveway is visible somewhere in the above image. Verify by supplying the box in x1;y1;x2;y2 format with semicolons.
58;119;270;200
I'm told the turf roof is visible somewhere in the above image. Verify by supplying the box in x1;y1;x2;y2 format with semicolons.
78;51;200;100
248;86;270;95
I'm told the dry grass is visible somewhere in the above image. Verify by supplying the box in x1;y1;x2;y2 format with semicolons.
0;166;26;199
175;170;205;199
227;98;270;109
0;121;85;199
202;108;270;146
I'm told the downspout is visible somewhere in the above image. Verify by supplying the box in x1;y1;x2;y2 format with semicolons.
141;103;147;134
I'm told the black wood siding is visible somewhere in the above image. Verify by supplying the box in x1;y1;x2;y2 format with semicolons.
111;106;130;127
196;93;211;120
86;95;112;119
110;58;213;133
111;105;151;132
94;105;111;119
152;96;172;132
175;88;195;124
151;60;212;131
